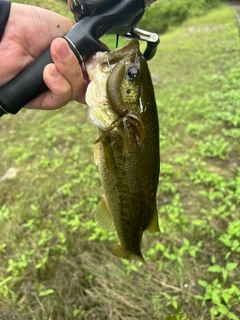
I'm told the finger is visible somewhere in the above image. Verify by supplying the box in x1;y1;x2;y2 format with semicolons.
24;63;72;110
24;38;86;110
50;38;84;102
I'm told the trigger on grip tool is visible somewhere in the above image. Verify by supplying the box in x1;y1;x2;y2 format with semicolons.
124;28;160;61
143;38;160;61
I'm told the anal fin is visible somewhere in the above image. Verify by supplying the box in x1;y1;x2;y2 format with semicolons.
146;208;160;233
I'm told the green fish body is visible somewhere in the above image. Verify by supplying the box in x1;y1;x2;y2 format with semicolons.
86;40;160;261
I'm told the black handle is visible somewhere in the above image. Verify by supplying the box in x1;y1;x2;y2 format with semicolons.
0;49;51;114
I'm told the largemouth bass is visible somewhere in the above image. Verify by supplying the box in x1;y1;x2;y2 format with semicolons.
85;40;160;261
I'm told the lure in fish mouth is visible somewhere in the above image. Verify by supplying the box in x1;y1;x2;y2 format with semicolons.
95;52;145;156
85;40;160;261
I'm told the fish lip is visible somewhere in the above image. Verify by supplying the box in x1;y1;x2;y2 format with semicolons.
86;40;140;69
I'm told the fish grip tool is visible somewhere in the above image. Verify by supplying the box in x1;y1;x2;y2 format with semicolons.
0;0;159;117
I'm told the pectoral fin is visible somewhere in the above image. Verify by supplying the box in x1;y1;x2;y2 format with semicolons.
146;208;160;233
95;197;115;231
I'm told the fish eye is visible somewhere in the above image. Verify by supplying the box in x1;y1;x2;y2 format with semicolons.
127;66;139;81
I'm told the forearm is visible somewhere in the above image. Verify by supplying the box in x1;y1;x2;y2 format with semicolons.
0;0;11;40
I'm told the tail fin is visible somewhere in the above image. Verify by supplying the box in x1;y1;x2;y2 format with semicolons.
112;244;145;263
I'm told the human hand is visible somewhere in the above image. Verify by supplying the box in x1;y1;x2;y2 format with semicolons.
0;3;87;110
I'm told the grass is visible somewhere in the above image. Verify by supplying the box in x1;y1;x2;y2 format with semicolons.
1;2;240;320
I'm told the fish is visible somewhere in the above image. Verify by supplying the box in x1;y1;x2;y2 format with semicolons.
85;40;160;261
